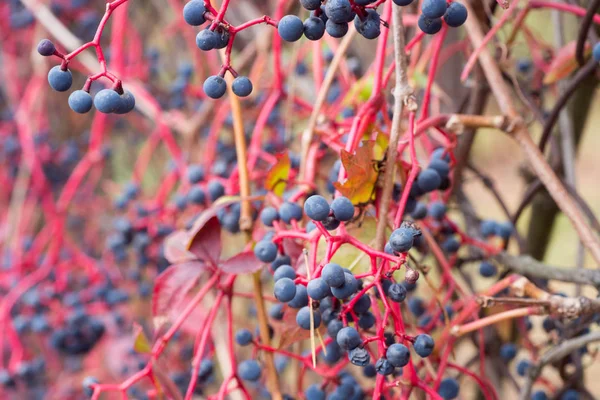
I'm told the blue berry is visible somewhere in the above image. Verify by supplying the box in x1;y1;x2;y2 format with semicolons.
354;9;381;40
296;306;321;329
413;334;434;357
480;220;497;237
37;39;55;56
330;196;354;221
561;390;579;400
325;0;354;23
213;28;230;49
238;360;261;381
94;89;123;113
326;20;349;38
207;180;225;200
443;2;467;27
336;326;362;350
389;227;415;253
322;263;345;287
115;91;136;114
363;364;377;378
183;0;206;26
235;329;253;346
516;359;531;376
68;90;93;114
278;15;304;42
327;319;344;339
274;277;297;302
438;377;459;399
408;297;425;317
417;168;442;192
307;277;331;300
422;0;448;19
375;358;394;375
304;195;331;221
272;255;292;270
187;165;205;183
348;347;370;366
358;312;376;329
331;272;358;299
418;15;443;35
441;236;460;253
300;0;322;11
429;201;447;220
388;283;407;302
196;29;217;51
204;75;227;99
353;294;371;314
542;317;555;332
500;343;517;361
232;76;253;97
304;16;326;41
288;284;309;308
274;265;296;281
495;221;513;240
260;207;279;226
322;215;341;230
411;202;428;220
187;186;205;205
479;261;497;277
48;66;73;92
429;159;450;177
269;303;285;320
393;0;415;5
305;384;326;400
386;343;410;367
594;43;600;62
279;202;303;223
532;391;548;400
254;240;278;263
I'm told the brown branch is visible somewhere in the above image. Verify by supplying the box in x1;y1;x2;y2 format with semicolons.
575;0;600;66
463;1;600;266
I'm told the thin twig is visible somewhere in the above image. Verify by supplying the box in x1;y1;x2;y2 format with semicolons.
575;0;600;66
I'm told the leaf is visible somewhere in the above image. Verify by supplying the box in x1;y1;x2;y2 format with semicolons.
163;230;195;264
265;152;290;197
544;41;591;84
365;126;389;160
133;322;152;353
343;75;374;104
187;216;222;266
152;261;206;329
333;141;380;205
219;251;262;274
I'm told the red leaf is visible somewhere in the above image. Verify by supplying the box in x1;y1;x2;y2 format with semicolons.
219;251;262;274
282;238;304;263
163;230;195;264
152;261;206;329
544;41;591;84
187;215;222;266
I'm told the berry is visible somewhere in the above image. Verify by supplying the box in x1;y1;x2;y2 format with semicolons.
307;277;331;300
238;360;262;381
196;29;217;51
115;91;136;114
495;221;513;239
330;196;354;221
429;159;450;177
213;28;230;49
272;255;292;270
386;343;410;367
348;347;370;366
322;215;341;230
413;334;434;357
235;329;253;346
375;358;394;375
254;240;278;262
326;20;349;38
593;43;600;62
183;0;206;26
417;168;442;192
288;284;309;308
336;326;362;350
532;391;548;400
279;202;303;223
304;16;326;41
48;66;73;92
274;264;296;281
443;2;468;27
331;272;358;299
411;202;428;220
68;90;93;114
327;319;344;338
479;261;497;277
429;201;447;220
274;278;297;302
207;180;225;200
561;390;579;400
408;297;425;317
231;76;253;97
203;75;227;99
37;39;56;56
94;89;121;113
393;0;415;5
389;227;414;253
269;304;285;320
354;10;381;39
304;195;331;221
296;306;321;329
278;15;304;42
441;237;460;253
358;312;376;329
260;207;279;226
418;15;443;35
421;0;448;19
301;0;322;11
325;0;354;24
187;165;205;184
438;378;459;399
499;343;517;361
516;359;531;376
352;294;371;314
305;384;326;400
388;283;407;302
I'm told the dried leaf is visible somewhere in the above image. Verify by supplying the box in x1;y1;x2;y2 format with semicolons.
544;41;591;84
152;261;206;329
219;251;262;274
187;216;221;266
133;322;152;353
163;230;195;264
333;141;379;205
265;152;290;197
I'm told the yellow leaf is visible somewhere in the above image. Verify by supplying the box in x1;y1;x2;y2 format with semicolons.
333;141;380;205
133;322;152;353
265;152;290;197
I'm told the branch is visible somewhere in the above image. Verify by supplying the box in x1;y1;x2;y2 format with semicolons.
575;0;600;66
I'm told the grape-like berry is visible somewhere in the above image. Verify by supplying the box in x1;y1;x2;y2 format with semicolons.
47;66;73;92
203;75;227;99
278;15;304;42
68;90;93;114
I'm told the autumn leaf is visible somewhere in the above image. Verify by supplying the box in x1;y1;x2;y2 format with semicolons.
265;152;290;197
187;215;222;266
133;322;152;353
333;141;380;205
219;251;262;274
544;41;591;85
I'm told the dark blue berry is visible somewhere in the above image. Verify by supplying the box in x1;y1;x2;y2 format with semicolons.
443;2;467;27
499;343;517;361
593;43;600;62
204;75;227;99
304;195;331;221
207;180;225;200
37;39;56;56
183;0;206;26
516;359;531;376
307;277;331;300
254;240;278;263
325;0;354;23
274;265;296;281
386;343;410;367
260;207;279;226
304;16;326;41
389;227;415;253
375;358;394;375
418;15;443;35
421;0;448;19
300;0;322;10
238;360;262;381
232;76;253;97
413;334;434;357
438;377;459;399
115;91;136;114
288;284;309;308
279;202;303;223
196;29;217;51
417;168;442;192
331;272;358;299
297;306;321;329
278;15;304;42
305;384;326;400
187;165;205;184
388;283;407;302
235;329;253;346
354;9;381;39
94;89;121;113
348;347;370;366
330;196;354;221
479;261;497;277
322;263;345;287
326;19;348;38
48;66;73;92
336;326;362;350
68;90;93;114
187;186;205;205
429;201;447;220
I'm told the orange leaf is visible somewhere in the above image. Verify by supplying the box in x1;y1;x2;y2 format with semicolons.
544;41;591;84
333;141;379;205
265;152;290;197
